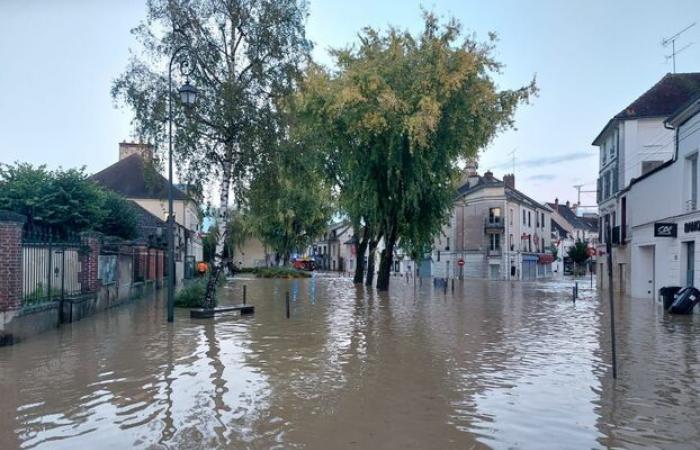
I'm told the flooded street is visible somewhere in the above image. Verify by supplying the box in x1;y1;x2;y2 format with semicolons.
1;275;699;449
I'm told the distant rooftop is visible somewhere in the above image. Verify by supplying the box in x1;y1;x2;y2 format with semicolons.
593;72;700;144
91;154;188;201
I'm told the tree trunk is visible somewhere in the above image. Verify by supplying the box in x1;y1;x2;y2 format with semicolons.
353;225;370;284
365;237;380;287
376;226;396;291
202;150;233;309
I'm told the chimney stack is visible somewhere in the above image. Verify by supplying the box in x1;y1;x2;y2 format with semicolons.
484;170;494;180
565;200;570;208
503;174;515;189
554;198;559;207
119;142;154;161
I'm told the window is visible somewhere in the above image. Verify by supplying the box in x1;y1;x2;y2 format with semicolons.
603;171;611;199
541;212;545;228
688;154;698;211
446;237;450;251
510;209;513;225
509;234;514;251
602;142;607;165
437;251;441;262
523;210;526;225
488;207;501;224
489;233;500;251
528;211;531;227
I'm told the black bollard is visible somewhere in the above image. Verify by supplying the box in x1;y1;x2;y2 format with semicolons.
572;286;576;303
286;291;290;319
575;281;579;299
451;278;454;293
243;285;247;305
444;278;448;294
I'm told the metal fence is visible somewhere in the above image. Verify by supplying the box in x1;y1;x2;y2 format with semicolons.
22;229;83;306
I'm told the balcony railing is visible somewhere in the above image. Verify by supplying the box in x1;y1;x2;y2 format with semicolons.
686;199;697;212
484;217;504;230
487;248;501;256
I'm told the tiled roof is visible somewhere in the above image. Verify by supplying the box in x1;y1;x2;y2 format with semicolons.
616;73;700;119
551;218;569;238
91;154;188;201
456;173;547;210
546;202;598;232
594;73;700;145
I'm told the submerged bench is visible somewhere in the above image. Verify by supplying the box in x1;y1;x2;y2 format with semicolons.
190;305;255;319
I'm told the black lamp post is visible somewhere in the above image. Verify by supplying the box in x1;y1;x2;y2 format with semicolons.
167;46;197;323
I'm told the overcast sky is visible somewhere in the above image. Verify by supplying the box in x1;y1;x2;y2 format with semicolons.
1;0;699;208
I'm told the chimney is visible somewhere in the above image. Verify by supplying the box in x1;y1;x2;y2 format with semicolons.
503;173;515;189
565;200;570;208
484;170;494;180
554;197;559;206
465;158;480;187
119;142;154;161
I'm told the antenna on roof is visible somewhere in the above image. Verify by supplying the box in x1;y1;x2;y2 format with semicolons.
573;184;597;211
662;22;696;73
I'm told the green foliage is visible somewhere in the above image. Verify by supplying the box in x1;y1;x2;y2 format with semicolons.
113;0;312;308
202;229;218;264
295;12;536;289
98;190;139;240
174;279;207;308
567;240;590;266
253;267;311;279
175;276;226;307
246;139;333;263
0;163;138;239
551;247;559;261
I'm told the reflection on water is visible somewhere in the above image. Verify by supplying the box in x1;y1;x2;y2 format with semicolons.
1;275;699;449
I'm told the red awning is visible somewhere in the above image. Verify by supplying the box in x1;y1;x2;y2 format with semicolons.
538;254;554;264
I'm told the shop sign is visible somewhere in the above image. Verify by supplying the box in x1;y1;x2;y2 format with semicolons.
655;222;677;237
684;220;700;234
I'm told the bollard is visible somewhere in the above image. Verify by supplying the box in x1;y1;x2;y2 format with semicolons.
451;278;454;293
572;286;576;303
286;291;290;318
575;281;579;299
444;278;448;294
243;285;247;305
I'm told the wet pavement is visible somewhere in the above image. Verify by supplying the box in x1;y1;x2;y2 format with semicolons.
1;274;699;449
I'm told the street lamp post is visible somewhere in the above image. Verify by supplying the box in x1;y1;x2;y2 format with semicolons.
167;45;197;323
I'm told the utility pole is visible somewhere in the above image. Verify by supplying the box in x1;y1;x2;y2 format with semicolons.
663;23;696;73
507;147;517;175
572;184;597;209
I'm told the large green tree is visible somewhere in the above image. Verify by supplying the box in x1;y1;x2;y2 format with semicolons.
113;0;311;307
246;135;333;265
297;13;535;290
0;163;138;239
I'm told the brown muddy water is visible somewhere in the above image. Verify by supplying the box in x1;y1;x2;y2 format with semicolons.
1;274;699;449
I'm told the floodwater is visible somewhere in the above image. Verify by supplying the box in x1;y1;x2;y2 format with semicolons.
1;275;699;450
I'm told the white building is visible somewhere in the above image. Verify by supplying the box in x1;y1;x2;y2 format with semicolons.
547;200;599;276
593;73;700;292
627;96;700;300
426;163;553;280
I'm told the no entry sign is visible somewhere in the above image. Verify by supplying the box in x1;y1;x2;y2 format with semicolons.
458;258;465;266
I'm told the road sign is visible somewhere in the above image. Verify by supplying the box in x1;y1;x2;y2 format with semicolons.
458;258;465;266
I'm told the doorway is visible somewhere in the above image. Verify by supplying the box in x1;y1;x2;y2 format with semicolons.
685;241;695;287
636;245;655;299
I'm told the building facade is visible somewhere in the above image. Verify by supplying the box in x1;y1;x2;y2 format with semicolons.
547;200;598;276
594;73;700;292
627;96;700;300
426;163;553;280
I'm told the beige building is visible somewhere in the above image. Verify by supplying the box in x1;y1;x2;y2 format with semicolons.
93;143;203;284
427;162;553;280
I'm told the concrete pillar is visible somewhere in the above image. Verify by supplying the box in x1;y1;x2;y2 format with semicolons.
79;232;101;293
0;211;26;312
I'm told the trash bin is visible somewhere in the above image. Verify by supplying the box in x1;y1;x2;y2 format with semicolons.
659;286;682;310
669;287;700;314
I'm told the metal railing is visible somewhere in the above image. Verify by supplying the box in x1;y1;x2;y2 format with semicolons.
484;217;504;229
22;228;83;306
686;199;697;212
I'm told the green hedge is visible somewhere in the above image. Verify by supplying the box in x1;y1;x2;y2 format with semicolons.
253;267;311;278
175;276;226;308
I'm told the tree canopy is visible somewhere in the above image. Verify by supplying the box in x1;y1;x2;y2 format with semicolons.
296;12;536;289
113;0;312;307
0;163;138;239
